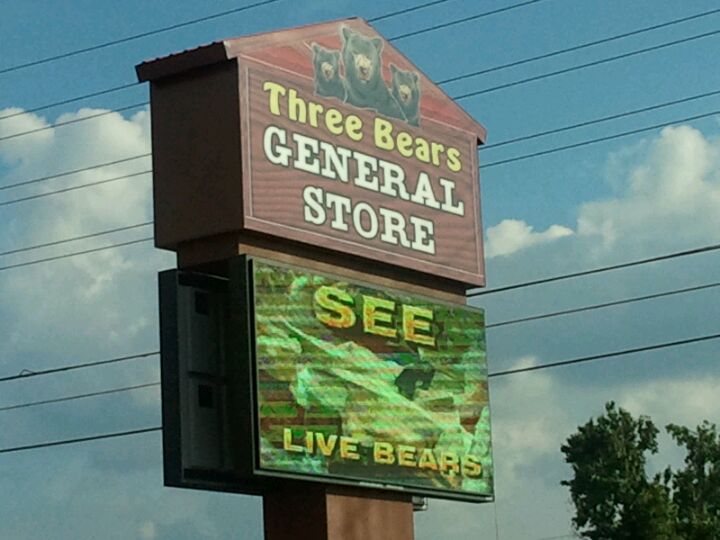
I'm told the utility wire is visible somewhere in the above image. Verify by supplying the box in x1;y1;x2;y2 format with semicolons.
487;281;720;329
367;0;453;23
0;351;159;384
5;88;719;194
388;0;549;41
483;107;720;168
469;242;720;296
0;102;147;144
453;28;720;101
0;171;151;208
6;94;718;190
485;87;720;150
4;331;720;455
0;237;153;273
11;4;715;128
0;0;455;121
0;154;151;191
0;83;141;122
6;9;717;160
0;427;162;455
0;382;160;412
0;222;152;258
439;6;720;85
0;0;284;76
0;0;470;79
489;332;720;378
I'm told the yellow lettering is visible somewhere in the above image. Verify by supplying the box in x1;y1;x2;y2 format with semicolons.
315;432;338;457
403;305;435;346
440;452;460;475
418;448;438;471
315;286;356;329
283;428;304;453
287;89;306;124
430;142;445;167
374;118;394;150
308;101;323;128
325;108;343;135
446;147;462;172
340;437;360;460
397;445;417;467
414;137;430;163
363;295;396;338
263;81;286;116
397;132;413;157
462;455;482;478
346;115;363;141
374;442;395;464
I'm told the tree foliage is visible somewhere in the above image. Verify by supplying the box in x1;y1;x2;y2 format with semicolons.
562;402;720;539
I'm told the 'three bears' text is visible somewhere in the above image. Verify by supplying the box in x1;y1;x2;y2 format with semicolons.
263;81;463;172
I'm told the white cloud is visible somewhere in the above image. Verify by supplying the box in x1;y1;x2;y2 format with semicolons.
2;104;719;540
485;219;573;258
486;124;720;262
139;521;158;540
577;125;720;253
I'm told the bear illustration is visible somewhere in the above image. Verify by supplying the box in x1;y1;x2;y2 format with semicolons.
311;43;345;101
340;27;404;120
390;64;421;127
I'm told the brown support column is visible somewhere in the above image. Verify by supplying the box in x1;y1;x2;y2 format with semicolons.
263;485;414;540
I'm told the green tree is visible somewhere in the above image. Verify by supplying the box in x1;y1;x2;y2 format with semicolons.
665;422;720;540
561;402;678;540
562;403;720;540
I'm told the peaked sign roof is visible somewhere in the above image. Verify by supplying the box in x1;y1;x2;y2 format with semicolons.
137;17;486;143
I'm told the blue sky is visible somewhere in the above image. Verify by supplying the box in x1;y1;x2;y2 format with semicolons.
1;1;720;539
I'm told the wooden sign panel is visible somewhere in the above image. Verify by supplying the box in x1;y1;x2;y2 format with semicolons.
233;19;486;286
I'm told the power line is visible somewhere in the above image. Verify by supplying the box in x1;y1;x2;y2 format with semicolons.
6;10;715;172
453;28;720;101
483;107;720;168
0;351;159;384
0;171;151;208
8;4;714;132
0;83;141;122
469;242;720;296
0;0;471;80
485;87;720;150
4;332;720;455
0;237;153;273
488;332;720;378
0;154;151;191
0;0;457;121
0;426;162;455
0;0;284;77
0;102;147;144
487;281;720;329
0;222;152;258
388;0;549;41
0;382;159;412
439;6;720;85
367;0;453;23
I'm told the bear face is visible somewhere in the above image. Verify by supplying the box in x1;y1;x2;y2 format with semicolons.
312;43;345;101
390;64;421;127
340;27;405;122
341;27;384;89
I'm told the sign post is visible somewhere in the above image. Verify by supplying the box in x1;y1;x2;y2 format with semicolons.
138;17;490;540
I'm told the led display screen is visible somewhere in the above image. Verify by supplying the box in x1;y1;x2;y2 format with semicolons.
251;259;493;500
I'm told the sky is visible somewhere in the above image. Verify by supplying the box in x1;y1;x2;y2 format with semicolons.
1;0;720;538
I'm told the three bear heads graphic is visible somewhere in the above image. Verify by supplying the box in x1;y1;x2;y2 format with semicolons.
311;27;421;127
